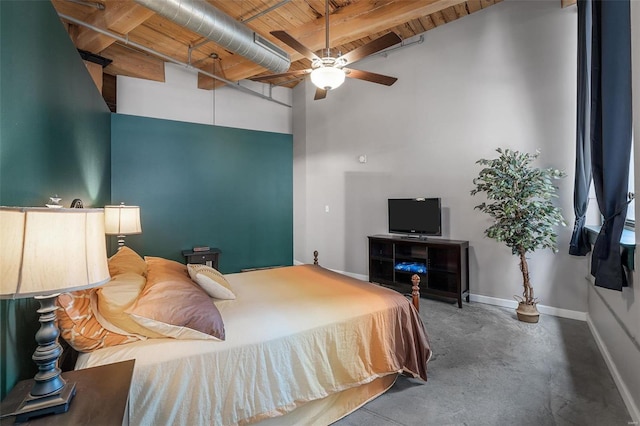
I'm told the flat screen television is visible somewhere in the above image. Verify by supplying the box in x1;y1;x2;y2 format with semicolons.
388;198;442;237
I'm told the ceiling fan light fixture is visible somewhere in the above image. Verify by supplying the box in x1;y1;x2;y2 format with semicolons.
310;66;345;91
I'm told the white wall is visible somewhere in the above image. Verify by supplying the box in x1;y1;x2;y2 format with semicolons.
294;0;588;312
117;63;292;134
585;1;640;421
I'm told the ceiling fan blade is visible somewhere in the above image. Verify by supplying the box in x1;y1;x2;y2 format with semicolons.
250;69;311;82
340;32;402;65
271;31;320;62
344;68;398;86
314;88;327;100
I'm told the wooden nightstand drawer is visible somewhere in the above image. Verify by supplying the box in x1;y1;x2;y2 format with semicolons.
182;248;221;269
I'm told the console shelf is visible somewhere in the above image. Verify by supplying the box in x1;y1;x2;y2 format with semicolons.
368;235;470;308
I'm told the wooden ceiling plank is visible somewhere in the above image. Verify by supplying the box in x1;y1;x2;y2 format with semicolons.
480;0;495;9
466;0;482;14
394;24;418;41
441;6;460;23
417;16;437;32
275;1;321;24
283;0;466;53
454;3;470;18
407;19;426;36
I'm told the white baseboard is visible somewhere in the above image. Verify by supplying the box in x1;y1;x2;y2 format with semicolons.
586;314;640;423
536;303;587;321
468;294;587;321
469;294;517;309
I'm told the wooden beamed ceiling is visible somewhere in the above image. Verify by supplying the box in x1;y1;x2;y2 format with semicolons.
51;0;572;91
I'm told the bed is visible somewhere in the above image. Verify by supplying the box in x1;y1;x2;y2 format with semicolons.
56;247;431;426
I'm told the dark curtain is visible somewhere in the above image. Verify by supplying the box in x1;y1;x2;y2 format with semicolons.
569;0;593;256
588;0;633;291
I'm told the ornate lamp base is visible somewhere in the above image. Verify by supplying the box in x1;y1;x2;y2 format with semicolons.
11;294;77;422
13;382;76;422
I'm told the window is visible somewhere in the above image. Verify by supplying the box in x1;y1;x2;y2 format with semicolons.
625;137;635;228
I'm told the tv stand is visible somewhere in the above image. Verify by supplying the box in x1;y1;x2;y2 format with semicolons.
400;235;430;240
368;235;469;308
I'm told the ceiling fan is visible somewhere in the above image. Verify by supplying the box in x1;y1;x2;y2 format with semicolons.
251;1;401;100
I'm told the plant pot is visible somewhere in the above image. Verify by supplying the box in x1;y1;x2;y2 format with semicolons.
515;302;540;323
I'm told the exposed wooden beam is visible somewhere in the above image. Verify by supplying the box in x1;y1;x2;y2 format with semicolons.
282;0;467;54
73;0;154;53
101;43;165;82
83;60;103;93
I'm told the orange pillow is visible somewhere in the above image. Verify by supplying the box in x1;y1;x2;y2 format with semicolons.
57;290;141;352
108;246;147;277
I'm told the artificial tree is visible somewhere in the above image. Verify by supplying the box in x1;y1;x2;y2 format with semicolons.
471;148;566;322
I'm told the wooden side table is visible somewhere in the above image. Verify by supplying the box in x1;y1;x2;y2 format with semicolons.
0;359;135;425
182;248;221;269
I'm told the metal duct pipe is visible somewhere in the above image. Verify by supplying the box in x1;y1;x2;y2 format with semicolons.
134;0;290;74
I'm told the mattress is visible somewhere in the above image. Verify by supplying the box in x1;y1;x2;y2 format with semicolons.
76;265;431;425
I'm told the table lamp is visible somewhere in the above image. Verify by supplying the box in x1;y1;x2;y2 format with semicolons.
104;204;142;249
0;207;110;422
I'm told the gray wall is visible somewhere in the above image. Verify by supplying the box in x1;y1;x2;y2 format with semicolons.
293;0;587;312
293;1;639;417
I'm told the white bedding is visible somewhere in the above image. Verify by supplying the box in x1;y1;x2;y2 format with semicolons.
76;265;431;425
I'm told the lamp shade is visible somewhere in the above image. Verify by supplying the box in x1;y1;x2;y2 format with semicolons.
0;207;110;299
104;205;142;235
310;66;345;90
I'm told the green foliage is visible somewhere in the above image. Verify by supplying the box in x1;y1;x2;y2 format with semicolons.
471;148;567;256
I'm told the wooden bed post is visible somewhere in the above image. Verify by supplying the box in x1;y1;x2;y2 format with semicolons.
411;274;420;312
313;250;319;265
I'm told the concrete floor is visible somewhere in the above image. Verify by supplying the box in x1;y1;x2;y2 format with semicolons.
333;298;632;426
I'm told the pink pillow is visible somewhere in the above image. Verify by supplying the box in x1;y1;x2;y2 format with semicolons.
124;257;225;340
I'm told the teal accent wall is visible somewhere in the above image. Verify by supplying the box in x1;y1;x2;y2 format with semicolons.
111;114;293;273
0;1;111;398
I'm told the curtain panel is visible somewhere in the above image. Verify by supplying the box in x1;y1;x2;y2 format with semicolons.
573;0;633;291
569;0;593;257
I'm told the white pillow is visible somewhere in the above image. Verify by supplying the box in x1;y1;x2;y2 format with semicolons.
187;264;236;300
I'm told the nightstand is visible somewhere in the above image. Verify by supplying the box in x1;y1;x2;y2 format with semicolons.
0;359;135;425
182;248;221;269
